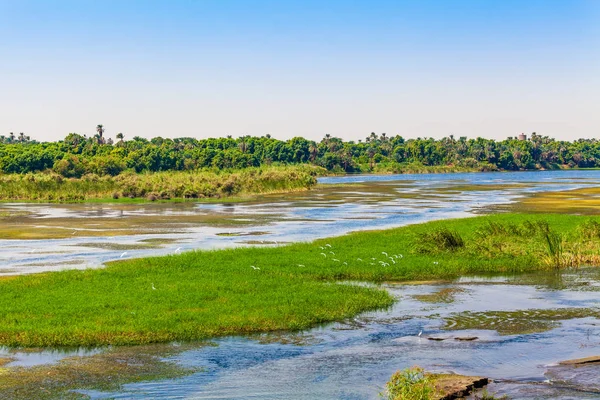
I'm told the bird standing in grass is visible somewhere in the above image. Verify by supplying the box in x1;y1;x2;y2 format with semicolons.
250;265;260;270
152;283;156;290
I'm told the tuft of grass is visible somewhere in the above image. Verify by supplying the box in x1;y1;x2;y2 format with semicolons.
382;367;434;400
416;228;465;253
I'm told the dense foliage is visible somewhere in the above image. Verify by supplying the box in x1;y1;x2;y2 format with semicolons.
1;131;599;177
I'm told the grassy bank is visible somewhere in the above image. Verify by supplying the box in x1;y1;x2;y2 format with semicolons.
0;165;324;202
1;213;600;347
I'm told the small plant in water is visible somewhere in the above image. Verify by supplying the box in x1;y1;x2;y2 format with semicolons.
382;366;434;400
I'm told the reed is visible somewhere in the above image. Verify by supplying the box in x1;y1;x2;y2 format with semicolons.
0;165;324;202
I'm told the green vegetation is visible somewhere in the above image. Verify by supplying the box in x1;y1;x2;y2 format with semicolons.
2;130;600;178
413;288;465;304
382;367;434;400
0;165;322;201
382;367;497;400
443;308;600;335
1;214;600;347
0;345;197;399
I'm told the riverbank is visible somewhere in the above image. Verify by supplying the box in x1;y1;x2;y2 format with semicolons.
0;165;324;202
1;213;599;347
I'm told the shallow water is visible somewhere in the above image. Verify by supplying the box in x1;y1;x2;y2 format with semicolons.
3;170;600;275
3;269;596;399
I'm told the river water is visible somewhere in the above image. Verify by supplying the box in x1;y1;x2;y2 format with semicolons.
2;170;600;275
2;170;600;399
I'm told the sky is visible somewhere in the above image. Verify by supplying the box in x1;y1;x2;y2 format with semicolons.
0;0;599;143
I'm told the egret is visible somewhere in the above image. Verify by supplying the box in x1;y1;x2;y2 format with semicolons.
433;261;439;265
319;246;325;250
152;283;156;290
325;244;332;248
418;330;422;337
120;252;128;258
332;258;340;262
356;258;363;262
343;262;348;266
297;264;305;267
329;251;335;255
250;265;260;270
175;247;182;253
320;253;327;257
382;251;388;257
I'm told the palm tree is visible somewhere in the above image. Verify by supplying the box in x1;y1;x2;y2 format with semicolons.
18;132;25;142
308;143;318;162
9;132;15;143
96;124;105;144
116;132;124;142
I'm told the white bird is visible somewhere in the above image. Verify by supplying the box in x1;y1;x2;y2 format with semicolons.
381;262;389;267
370;263;375;266
382;251;388;257
433;261;439;265
325;244;332;248
320;253;327;257
297;264;305;267
398;254;404;258
175;247;182;253
389;258;396;264
71;231;77;235
152;283;156;290
329;251;335;255
319;246;325;250
418;330;422;337
356;258;363;262
120;252;128;258
332;258;340;262
250;265;260;270
343;262;348;266
371;257;376;261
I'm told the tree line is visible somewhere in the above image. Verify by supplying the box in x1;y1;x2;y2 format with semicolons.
1;128;599;177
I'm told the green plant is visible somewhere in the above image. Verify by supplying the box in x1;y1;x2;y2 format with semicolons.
416;228;465;253
382;367;434;400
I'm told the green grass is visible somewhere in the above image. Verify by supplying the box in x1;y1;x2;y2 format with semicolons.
1;213;600;347
0;165;324;202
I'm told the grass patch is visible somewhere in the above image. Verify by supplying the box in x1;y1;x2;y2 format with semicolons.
0;165;322;202
1;214;600;347
0;345;198;399
413;288;465;304
443;308;600;335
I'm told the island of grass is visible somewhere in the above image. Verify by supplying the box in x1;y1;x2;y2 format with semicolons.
0;164;324;202
1;213;600;347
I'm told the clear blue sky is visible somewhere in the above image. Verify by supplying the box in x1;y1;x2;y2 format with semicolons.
1;0;598;142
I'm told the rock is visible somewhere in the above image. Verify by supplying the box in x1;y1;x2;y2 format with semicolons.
454;336;478;341
430;374;489;400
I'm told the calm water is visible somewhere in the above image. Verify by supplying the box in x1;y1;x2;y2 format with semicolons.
2;170;600;399
2;170;600;275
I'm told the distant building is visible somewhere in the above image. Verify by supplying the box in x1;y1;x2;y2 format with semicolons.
517;133;527;141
